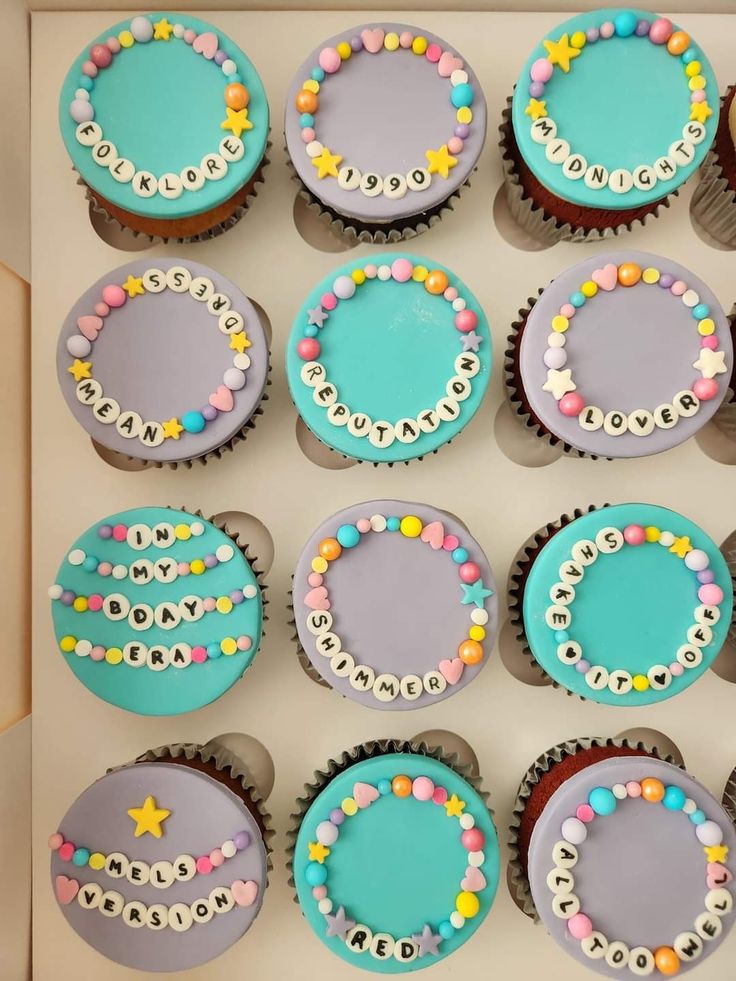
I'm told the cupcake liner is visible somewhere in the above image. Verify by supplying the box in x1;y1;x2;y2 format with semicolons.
691;88;736;250
508;735;675;920
507;504;606;698
720;528;736;650
722;763;736;825
77;141;271;246
285;736;492;891
288;579;333;692
710;306;736;443
499;98;674;246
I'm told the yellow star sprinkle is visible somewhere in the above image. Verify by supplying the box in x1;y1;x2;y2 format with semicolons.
127;796;171;839
122;275;145;298
542;33;581;73
153;18;173;41
221;107;253;139
690;101;713;124
68;359;92;382
669;535;693;559
525;98;548;121
705;844;729;863
311;147;343;179
308;842;330;863
230;331;251;354
425;144;458;179
162;418;184;440
444;794;466;818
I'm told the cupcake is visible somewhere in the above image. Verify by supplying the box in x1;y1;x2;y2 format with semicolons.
286;254;491;465
49;507;265;715
505;251;733;459
501;10;718;245
60;13;269;241
510;736;736;977
289;737;499;970
284;24;486;242
292;500;498;709
509;503;732;705
691;86;736;247
49;740;271;971
58;258;270;468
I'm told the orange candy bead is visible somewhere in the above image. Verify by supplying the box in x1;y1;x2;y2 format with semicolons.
641;778;665;803
667;31;690;55
654;947;681;976
424;270;449;295
392;775;412;798
617;262;642;287
225;83;249;111
458;639;483;665
318;538;342;561
295;89;319;114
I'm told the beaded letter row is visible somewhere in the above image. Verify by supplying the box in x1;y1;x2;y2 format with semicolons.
304;775;488;961
547;524;724;695
71;16;253;199
549;776;732;974
525;13;711;195
304;513;493;701
296;28;474;198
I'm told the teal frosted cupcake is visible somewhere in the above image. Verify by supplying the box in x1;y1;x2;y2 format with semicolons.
286;254;491;464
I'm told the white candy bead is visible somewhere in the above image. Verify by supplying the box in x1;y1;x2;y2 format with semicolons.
696;821;723;847
561;817;586;845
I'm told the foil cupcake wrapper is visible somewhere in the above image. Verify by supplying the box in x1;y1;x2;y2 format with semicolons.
722;763;736;825
721;528;736;650
710;306;736;443
508;735;675;920
288;580;333;692
285;736;492;892
690;88;736;249
499;98;674;246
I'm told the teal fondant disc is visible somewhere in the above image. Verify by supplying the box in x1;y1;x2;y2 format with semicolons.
294;753;499;972
511;8;718;210
50;507;263;715
59;12;269;220
522;503;733;706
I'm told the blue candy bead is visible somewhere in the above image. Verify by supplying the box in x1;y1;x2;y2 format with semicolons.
79;76;94;91
570;292;586;308
305;861;328;887
311;66;325;82
387;517;400;532
336;524;360;548
450;83;474;109
228;73;242;83
692;304;710;320
438;921;455;940
182;411;206;434
83;556;99;572
614;11;638;37
682;48;698;64
555;630;569;643
299;113;315;128
452;548;468;564
377;779;392;796
690;809;706;825
304;325;318;338
207;642;222;659
73;848;90;866
589;787;617;816
663;785;687;811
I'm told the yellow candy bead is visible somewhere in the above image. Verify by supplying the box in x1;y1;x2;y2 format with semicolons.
352;269;366;285
384;32;400;51
400;515;423;538
456;106;473;124
119;30;134;48
89;853;106;871
341;797;358;816
642;267;660;285
456;891;480;918
175;523;191;540
73;596;88;612
105;647;123;665
336;41;352;60
312;556;328;574
688;75;706;91
570;31;586;49
303;79;320;94
216;596;233;615
552;315;569;333
698;318;715;336
412;265;428;282
190;559;205;575
60;636;77;653
412;36;428;55
469;625;486;642
580;281;598;298
632;675;650;692
645;526;660;543
220;637;237;656
685;61;702;77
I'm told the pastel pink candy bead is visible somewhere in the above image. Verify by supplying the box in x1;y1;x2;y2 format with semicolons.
461;828;485;851
82;60;98;78
102;284;126;308
699;583;724;605
623;524;646;546
560;304;576;319
97;562;112;576
559;393;584;417
356;518;372;533
670;280;687;296
94;302;110;317
412;776;435;801
90;44;112;68
530;57;553;83
455;309;478;333
308;572;323;587
693;378;719;401
301;127;315;143
90;646;105;661
178;562;190;575
568;913;593;940
702;336;718;349
319;47;341;73
399;31;414;48
297;338;320;360
312;885;327;900
426;43;442;62
600;21;615;39
576;804;595;823
443;535;459;551
364;264;378;279
48;833;64;851
203;597;217;613
209;849;225;867
196;856;213;875
321;292;338;311
459;562;481;584
692;90;706;103
391;258;413;283
626;781;642;797
106;36;121;53
448;137;464;154
649;17;674;43
670;661;685;676
444;287;458;302
237;636;252;651
183;29;196;44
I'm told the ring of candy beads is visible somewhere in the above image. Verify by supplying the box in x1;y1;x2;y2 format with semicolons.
545;523;725;696
70;15;254;200
541;261;728;436
302;512;493;703
304;774;489;961
49;828;253;887
524;12;712;195
67;267;254;449
295;28;475;199
548;777;733;974
296;259;483;449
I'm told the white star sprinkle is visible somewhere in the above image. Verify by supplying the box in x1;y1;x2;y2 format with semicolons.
693;348;727;379
542;368;577;400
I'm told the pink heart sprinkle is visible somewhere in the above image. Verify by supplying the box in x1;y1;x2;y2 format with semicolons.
77;315;103;341
420;521;445;550
231;879;258;907
304;586;330;611
192;31;218;59
438;658;464;685
353;782;380;809
591;263;618;292
361;28;385;53
461;866;487;892
209;385;234;413
55;875;79;905
437;51;463;77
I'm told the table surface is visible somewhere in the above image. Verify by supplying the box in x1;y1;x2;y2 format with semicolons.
32;9;736;981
